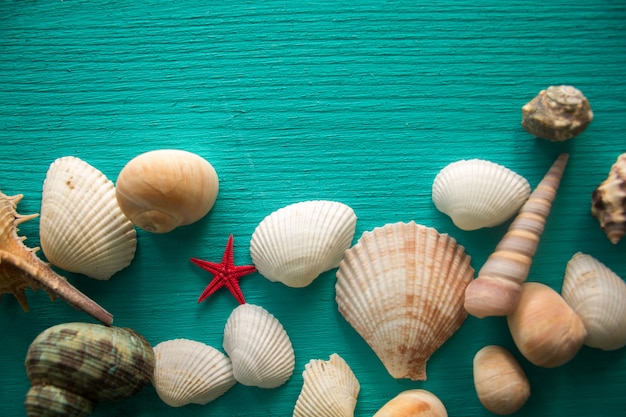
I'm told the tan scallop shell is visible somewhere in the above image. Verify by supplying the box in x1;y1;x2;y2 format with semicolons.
223;303;295;388
250;200;357;287
152;339;236;407
39;156;136;280
562;252;626;351
373;389;448;417
432;159;530;231
335;221;474;381
293;353;360;417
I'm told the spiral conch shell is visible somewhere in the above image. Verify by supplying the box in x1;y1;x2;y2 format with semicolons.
591;153;626;244
0;191;113;325
464;153;569;318
24;322;155;417
373;389;448;417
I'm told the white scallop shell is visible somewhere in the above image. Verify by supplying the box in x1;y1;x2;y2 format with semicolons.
223;303;295;388
432;159;531;231
39;156;137;280
250;200;357;287
336;221;474;381
293;353;360;417
152;339;236;407
562;252;626;351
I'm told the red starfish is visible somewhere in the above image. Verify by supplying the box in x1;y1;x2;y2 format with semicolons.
190;234;257;304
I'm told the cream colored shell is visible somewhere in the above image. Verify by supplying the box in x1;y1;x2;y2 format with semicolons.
115;149;219;233
223;303;295;388
250;200;357;287
562;252;626;351
373;389;448;417
152;339;236;407
39;156;137;280
432;159;530;231
335;221;474;381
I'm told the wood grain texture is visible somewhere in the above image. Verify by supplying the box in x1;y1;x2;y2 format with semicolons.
1;1;625;416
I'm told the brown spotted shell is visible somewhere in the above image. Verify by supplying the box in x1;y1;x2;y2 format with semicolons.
591;153;626;244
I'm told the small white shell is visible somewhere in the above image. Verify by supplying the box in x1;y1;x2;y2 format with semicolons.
432;159;531;231
250;200;357;287
223;303;295;388
293;354;360;417
152;339;236;407
562;252;626;351
39;156;137;280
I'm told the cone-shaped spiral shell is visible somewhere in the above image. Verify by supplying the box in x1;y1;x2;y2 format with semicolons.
464;153;569;318
293;353;360;417
562;252;626;351
223;303;295;388
335;221;474;381
250;200;357;288
591;153;626;244
432;159;531;231
40;156;137;280
373;389;448;417
152;339;236;407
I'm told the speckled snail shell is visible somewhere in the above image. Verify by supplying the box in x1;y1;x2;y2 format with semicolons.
115;149;219;233
24;322;155;417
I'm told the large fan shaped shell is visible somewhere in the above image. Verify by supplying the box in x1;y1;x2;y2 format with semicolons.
40;156;137;280
223;303;295;388
336;221;474;380
250;200;357;287
432;159;530;231
151;339;236;407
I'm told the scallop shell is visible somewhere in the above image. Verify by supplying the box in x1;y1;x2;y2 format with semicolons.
562;252;626;351
335;221;474;381
40;156;137;280
591;153;626;244
152;339;236;407
250;200;357;287
432;159;531;231
293;353;360;417
373;389;448;417
223;303;295;388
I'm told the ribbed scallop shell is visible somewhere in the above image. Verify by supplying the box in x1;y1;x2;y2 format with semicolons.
562;252;626;351
223;303;295;388
293;354;360;417
152;339;236;407
336;221;474;381
432;159;531;231
40;156;137;280
250;200;357;287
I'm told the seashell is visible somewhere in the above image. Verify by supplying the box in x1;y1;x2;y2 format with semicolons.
562;252;626;350
432;159;531;231
293;353;360;417
223;303;295;388
152;339;236;407
335;221;474;381
373;389;447;417
507;282;587;368
250;200;357;288
0;191;113;325
115;149;219;233
521;85;593;141
464;153;569;318
24;322;154;417
39;156;137;280
473;345;530;415
591;153;626;244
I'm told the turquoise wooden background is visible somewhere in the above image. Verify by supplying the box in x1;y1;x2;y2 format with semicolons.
1;1;625;416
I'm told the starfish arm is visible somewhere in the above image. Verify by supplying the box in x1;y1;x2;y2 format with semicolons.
197;278;225;303
222;234;235;266
223;278;246;305
190;257;224;276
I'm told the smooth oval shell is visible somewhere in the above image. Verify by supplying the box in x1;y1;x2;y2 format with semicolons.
293;353;360;417
373;389;447;417
335;221;474;380
223;303;295;388
432;159;530;231
250;200;357;287
507;282;587;367
40;156;137;280
152;339;236;407
473;345;530;415
115;149;219;233
591;153;626;244
562;252;626;350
